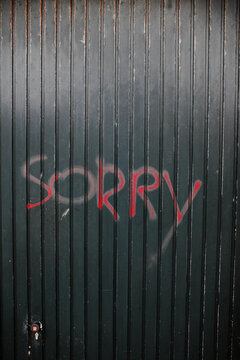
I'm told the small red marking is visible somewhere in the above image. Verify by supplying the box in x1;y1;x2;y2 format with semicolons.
129;167;160;219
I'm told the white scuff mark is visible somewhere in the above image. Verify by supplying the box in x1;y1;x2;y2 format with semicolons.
80;37;85;44
23;315;29;334
61;208;70;220
147;253;158;270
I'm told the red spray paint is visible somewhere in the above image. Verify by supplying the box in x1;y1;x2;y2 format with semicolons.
21;155;52;209
129;167;160;219
23;156;202;226
96;158;125;221
163;170;202;224
48;167;95;204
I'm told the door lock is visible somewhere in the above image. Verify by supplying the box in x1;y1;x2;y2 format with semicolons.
29;322;43;340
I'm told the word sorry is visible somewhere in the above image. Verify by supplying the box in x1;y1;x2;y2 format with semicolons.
22;156;202;224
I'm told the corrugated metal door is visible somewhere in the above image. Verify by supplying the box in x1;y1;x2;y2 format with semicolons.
0;0;240;359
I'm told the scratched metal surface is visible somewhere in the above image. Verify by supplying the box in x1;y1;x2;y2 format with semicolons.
0;0;239;359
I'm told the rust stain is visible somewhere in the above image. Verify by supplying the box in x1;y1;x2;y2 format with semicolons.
25;0;28;44
11;0;13;50
178;0;181;72
70;0;72;24
114;0;117;40
44;0;46;23
84;0;87;42
99;0;102;34
223;0;226;43
40;0;42;38
55;0;57;36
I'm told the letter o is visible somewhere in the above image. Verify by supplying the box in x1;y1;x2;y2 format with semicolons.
48;168;95;204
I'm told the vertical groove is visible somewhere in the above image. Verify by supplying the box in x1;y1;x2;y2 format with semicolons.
155;0;165;358
11;0;17;357
142;0;150;358
113;0;119;358
229;0;240;357
69;0;74;358
84;0;89;358
199;0;211;358
185;0;195;358
40;0;46;357
127;0;134;358
98;0;104;358
0;1;2;355
54;0;59;357
214;0;226;357
170;0;180;358
40;0;45;359
25;0;30;351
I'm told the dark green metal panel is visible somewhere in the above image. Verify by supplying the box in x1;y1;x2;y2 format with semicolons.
0;1;239;359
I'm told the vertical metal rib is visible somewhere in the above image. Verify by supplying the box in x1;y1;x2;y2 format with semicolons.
54;0;59;356
156;1;165;358
113;0;120;358
40;0;46;357
0;2;2;355
98;0;104;358
11;0;17;358
84;0;89;358
127;0;134;358
25;0;31;352
142;0;150;358
229;0;240;356
185;0;195;357
199;0;211;358
69;0;74;358
170;0;180;358
214;0;226;357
